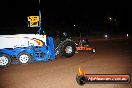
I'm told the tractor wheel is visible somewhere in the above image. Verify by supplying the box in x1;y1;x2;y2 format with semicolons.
18;52;32;64
0;53;11;67
76;75;87;85
92;48;96;53
59;41;76;58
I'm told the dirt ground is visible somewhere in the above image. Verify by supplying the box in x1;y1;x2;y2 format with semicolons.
0;38;132;88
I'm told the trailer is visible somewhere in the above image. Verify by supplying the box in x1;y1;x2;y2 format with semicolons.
0;33;76;67
0;12;76;67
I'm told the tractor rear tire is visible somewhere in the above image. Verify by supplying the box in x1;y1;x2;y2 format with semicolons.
0;53;11;67
59;41;76;58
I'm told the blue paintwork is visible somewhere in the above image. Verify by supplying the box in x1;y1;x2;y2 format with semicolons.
0;37;55;64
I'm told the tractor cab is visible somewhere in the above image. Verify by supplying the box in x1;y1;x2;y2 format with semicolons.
78;33;90;47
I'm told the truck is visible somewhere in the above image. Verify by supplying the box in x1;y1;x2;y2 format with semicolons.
0;14;76;67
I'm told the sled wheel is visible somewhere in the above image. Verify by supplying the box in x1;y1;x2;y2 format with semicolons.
18;52;32;64
0;53;11;67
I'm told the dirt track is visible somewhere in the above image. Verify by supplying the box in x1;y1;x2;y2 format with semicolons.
0;38;132;88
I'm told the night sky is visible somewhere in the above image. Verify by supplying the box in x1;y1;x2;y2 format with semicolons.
0;0;131;35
